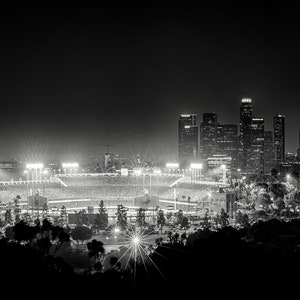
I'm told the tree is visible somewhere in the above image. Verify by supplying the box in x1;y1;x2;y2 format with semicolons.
4;209;13;225
0;218;5;228
22;212;32;224
181;216;189;229
74;210;89;226
13;195;22;217
51;224;71;256
203;209;211;229
5;226;14;240
156;209;166;233
116;204;127;230
71;226;93;244
259;193;273;210
94;214;108;231
87;239;105;272
220;208;229;227
13;220;36;244
176;210;184;225
94;201;108;230
136;208;147;228
271;168;279;182
87;206;94;214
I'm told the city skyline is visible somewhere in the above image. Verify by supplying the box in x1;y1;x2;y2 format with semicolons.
1;3;300;161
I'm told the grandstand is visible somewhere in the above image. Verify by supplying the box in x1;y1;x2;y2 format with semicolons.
0;174;177;207
0;173;228;214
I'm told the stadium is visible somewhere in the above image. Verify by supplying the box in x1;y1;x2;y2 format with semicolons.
0;167;230;218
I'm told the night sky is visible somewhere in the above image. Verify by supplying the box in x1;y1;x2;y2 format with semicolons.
1;2;300;163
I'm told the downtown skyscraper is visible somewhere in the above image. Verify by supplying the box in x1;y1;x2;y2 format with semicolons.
249;117;265;173
178;114;199;168
274;114;285;166
239;98;254;173
200;113;218;160
216;124;239;170
264;131;276;174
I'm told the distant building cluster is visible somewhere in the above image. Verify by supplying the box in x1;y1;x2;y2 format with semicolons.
178;98;300;176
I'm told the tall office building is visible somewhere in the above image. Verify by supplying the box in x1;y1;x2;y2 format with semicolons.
273;114;285;166
247;117;265;173
264;131;275;174
178;114;199;168
217;124;239;170
200;113;218;160
239;98;253;171
297;126;300;162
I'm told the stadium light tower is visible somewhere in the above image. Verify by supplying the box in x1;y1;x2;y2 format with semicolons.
26;163;44;181
166;163;179;175
62;162;79;175
190;163;202;183
221;164;226;183
133;168;142;176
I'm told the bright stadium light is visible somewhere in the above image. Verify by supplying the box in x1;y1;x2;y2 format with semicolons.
190;163;203;169
133;168;142;176
154;169;161;174
221;164;226;170
114;227;120;234
166;163;179;169
26;163;44;170
62;163;79;169
286;174;291;180
43;170;48;174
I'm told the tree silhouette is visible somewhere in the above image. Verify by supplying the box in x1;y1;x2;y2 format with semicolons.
87;239;105;272
74;210;89;226
4;209;13;225
116;204;127;230
71;226;93;244
136;208;147;228
94;201;108;230
156;209;166;233
13;220;36;244
176;210;184;225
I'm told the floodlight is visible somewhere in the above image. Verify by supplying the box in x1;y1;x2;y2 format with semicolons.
190;163;203;169
133;168;142;176
62;163;79;168
114;227;120;233
166;163;179;168
286;174;291;180
26;163;44;170
221;164;226;170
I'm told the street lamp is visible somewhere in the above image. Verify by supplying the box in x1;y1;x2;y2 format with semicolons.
132;237;140;245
